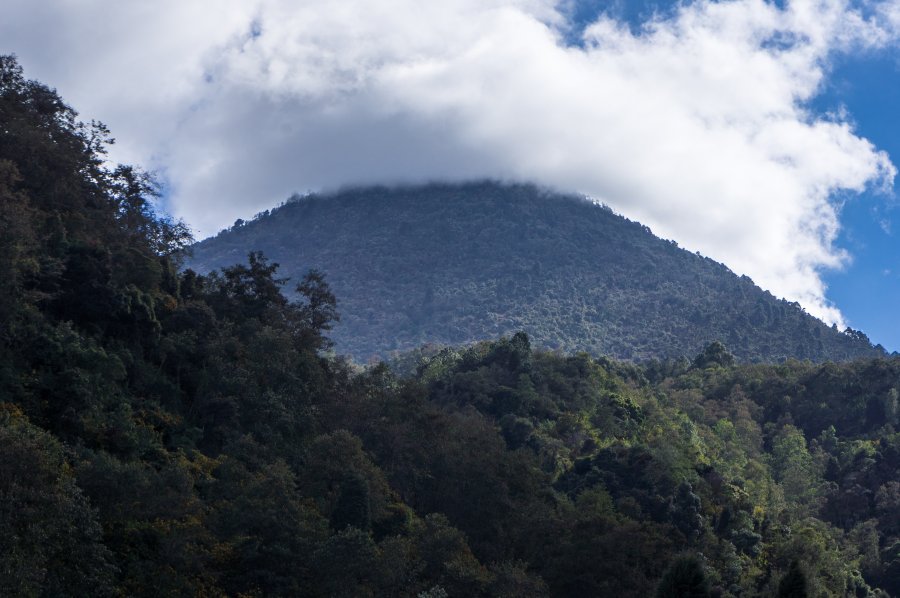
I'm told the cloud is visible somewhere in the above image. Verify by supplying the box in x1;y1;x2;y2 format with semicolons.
2;0;899;325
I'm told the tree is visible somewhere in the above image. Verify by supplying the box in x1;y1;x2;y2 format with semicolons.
670;481;704;543
777;560;808;598
209;454;329;595
770;424;823;514
693;341;735;369
0;160;34;324
210;251;289;323
294;268;339;351
655;555;710;598
331;471;372;532
0;404;117;597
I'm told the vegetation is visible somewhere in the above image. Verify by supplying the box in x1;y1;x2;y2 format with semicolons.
190;181;884;364
4;55;900;596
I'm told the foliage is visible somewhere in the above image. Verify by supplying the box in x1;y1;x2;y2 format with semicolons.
3;55;900;597
777;560;808;598
0;404;117;597
655;555;710;597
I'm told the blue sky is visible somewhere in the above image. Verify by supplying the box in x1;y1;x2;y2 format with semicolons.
817;52;900;351
572;1;900;351
2;0;899;350
567;2;900;351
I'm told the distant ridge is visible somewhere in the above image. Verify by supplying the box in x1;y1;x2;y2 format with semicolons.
188;181;883;363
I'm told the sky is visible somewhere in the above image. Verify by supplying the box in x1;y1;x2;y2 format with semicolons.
2;0;899;350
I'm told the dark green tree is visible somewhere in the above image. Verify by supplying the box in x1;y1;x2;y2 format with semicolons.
331;470;372;532
295;268;339;351
777;560;808;597
656;555;710;598
670;481;705;543
693;341;735;369
0;405;117;597
208;251;289;323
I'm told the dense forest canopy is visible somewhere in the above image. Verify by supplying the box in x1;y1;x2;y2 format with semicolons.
189;182;884;364
4;54;900;597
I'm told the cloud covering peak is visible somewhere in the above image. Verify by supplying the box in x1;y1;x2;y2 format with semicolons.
3;0;898;324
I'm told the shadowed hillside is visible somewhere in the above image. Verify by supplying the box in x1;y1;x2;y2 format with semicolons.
6;54;900;597
189;182;882;363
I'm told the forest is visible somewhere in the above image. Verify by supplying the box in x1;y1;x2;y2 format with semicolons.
189;181;885;364
3;54;900;597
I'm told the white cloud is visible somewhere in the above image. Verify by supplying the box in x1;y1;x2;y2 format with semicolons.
2;0;899;325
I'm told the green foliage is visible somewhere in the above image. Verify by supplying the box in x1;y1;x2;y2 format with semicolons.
331;471;372;532
655;555;710;597
0;404;116;597
670;481;705;543
693;341;735;369
4;55;900;597
777;560;808;597
770;424;823;514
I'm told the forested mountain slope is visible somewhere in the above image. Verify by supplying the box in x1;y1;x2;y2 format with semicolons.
4;55;900;597
189;182;883;363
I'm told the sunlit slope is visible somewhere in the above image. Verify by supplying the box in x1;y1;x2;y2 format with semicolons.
189;181;882;362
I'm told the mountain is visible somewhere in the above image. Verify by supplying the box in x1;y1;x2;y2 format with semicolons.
189;181;882;363
6;54;900;597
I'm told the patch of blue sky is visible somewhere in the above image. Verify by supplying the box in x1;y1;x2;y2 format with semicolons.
560;0;674;44
564;0;900;350
814;51;900;351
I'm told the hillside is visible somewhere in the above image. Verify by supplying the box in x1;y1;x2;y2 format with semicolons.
6;54;900;597
189;182;883;363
